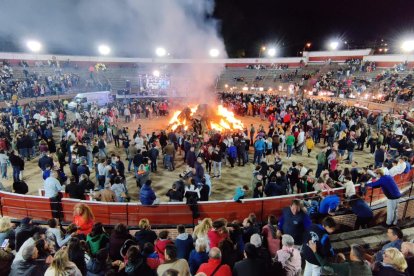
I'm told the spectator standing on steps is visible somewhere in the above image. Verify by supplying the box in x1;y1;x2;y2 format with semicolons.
278;199;311;246
364;168;401;226
302;217;336;276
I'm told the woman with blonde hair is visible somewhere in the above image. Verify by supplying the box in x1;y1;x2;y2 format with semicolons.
193;218;213;252
189;238;209;275
0;217;15;250
134;218;157;248
73;203;95;236
39;139;49;153
375;247;408;276
44;248;82;276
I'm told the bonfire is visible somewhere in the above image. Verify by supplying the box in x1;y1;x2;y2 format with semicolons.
168;104;244;133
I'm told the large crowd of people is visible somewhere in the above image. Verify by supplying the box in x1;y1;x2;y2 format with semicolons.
310;60;413;102
0;60;413;275
1;203;414;275
0;59;115;101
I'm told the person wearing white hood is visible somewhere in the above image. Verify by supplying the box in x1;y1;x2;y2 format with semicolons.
134;134;144;150
296;129;305;154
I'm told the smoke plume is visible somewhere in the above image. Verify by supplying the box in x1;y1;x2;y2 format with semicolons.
0;0;226;102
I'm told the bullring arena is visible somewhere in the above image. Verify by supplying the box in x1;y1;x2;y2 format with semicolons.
1;34;414;276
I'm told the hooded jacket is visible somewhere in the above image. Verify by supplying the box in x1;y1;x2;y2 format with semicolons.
139;183;156;205
175;233;194;260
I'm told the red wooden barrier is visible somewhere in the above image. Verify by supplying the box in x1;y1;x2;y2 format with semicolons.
0;169;412;226
0;191;53;221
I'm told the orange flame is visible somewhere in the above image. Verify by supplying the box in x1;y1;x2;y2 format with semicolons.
169;105;243;132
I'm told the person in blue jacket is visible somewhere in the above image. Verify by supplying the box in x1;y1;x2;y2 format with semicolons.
175;224;194;260
227;143;237;168
318;194;340;215
139;180;158;205
233;185;249;202
253;137;266;164
403;156;412;174
302;216;337;276
364;168;401;226
348;195;373;230
278;199;312;245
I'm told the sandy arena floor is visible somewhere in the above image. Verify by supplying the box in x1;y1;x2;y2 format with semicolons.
1;115;374;201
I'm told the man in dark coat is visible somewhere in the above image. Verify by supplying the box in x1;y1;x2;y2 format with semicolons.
232;243;265;276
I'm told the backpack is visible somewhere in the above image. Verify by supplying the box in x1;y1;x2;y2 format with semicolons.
98;139;105;149
87;234;108;256
120;239;138;259
13;181;28;194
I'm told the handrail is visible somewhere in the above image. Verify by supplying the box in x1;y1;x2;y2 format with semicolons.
1;169;413;226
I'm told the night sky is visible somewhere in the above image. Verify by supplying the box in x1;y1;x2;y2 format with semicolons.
214;0;414;57
0;0;413;57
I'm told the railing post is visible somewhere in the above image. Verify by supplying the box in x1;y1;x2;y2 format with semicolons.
369;187;374;207
260;199;264;224
402;182;414;221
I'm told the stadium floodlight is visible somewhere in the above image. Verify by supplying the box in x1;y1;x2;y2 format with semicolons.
209;48;220;57
26;40;42;52
267;48;276;57
329;41;339;50
153;70;160;77
155;47;167;57
401;40;414;52
98;44;111;55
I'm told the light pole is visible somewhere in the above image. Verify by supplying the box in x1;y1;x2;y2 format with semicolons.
98;45;111;56
155;47;167;57
26;40;42;53
209;48;220;58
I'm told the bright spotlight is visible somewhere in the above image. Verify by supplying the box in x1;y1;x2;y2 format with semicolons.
401;40;414;52
209;48;220;57
98;45;111;55
155;47;167;57
26;40;42;52
329;41;339;50
267;48;276;57
153;70;160;77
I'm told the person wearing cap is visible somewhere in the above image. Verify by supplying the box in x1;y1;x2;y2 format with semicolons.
364;168;401;226
233;243;265;276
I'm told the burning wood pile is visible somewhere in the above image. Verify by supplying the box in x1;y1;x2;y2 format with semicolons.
168;104;244;133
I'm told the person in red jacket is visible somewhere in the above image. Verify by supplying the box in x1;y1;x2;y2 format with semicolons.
155;230;174;263
73;203;94;236
208;219;229;249
197;247;232;276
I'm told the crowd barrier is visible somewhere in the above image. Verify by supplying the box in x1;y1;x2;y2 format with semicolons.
0;169;413;226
